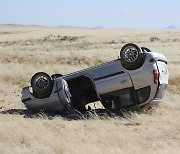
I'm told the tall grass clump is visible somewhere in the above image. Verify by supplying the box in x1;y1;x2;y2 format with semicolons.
150;37;161;42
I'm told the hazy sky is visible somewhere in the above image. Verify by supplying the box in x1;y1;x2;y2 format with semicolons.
0;0;179;29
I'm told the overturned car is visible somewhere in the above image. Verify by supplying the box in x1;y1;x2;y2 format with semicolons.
21;43;169;113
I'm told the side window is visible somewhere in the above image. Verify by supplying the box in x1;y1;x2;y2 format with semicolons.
100;88;135;109
136;86;151;104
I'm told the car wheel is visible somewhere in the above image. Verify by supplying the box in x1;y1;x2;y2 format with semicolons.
120;43;143;70
31;72;53;98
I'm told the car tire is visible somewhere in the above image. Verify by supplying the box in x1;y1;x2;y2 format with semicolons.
31;72;53;98
120;43;143;70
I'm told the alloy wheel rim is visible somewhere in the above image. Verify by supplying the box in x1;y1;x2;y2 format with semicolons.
34;76;49;90
123;46;139;62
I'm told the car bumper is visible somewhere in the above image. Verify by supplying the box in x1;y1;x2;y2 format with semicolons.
154;84;167;100
21;78;71;112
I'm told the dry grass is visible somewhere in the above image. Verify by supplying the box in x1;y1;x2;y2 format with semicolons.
0;25;180;154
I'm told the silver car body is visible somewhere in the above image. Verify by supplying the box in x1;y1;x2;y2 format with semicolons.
21;51;168;111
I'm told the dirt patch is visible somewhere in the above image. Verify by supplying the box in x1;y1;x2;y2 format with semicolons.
0;82;24;111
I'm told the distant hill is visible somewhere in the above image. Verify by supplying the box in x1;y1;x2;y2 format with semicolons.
58;25;73;28
166;25;178;29
0;24;51;28
58;25;104;29
93;26;104;29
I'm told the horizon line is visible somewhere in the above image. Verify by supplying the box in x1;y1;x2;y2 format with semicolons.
0;23;179;30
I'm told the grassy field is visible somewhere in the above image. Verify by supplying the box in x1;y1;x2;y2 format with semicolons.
0;25;180;154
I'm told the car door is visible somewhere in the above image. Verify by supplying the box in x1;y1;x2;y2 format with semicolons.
89;60;133;95
94;72;133;95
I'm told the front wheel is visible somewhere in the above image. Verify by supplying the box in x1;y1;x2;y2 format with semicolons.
31;72;53;98
120;43;143;70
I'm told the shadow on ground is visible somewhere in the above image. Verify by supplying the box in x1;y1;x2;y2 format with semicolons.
0;105;155;121
0;108;116;120
0;108;143;121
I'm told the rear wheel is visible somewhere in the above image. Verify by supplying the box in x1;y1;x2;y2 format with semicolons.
31;72;53;98
120;43;143;70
